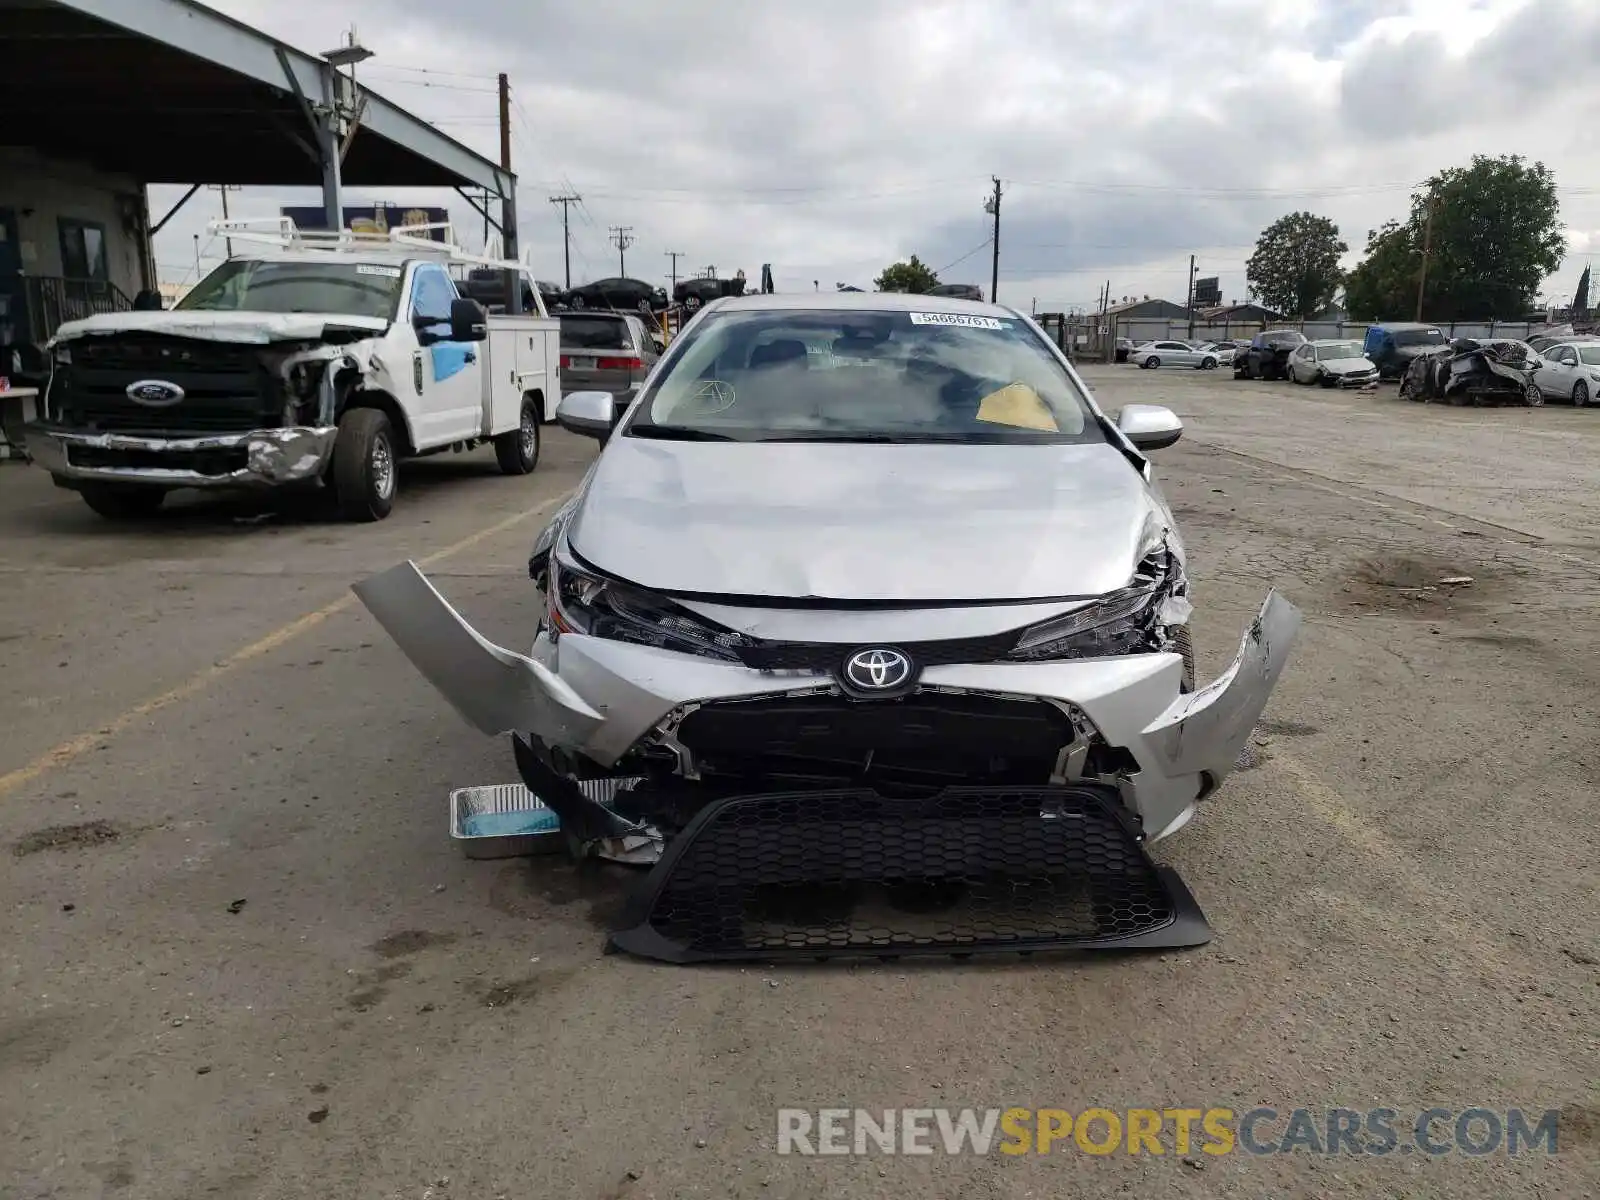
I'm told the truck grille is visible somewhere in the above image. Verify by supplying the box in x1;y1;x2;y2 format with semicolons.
54;336;279;435
608;784;1212;963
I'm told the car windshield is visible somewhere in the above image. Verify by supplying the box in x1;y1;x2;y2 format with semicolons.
1392;328;1445;347
626;307;1103;445
560;314;631;349
176;258;402;318
1579;346;1600;366
1320;341;1364;358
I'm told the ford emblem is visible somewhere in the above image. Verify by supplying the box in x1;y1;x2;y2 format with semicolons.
126;379;185;407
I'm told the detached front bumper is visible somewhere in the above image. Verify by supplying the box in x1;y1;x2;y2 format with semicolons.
354;564;1302;843
24;423;338;488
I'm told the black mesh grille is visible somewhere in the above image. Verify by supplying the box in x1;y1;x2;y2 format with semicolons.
675;692;1073;787
609;785;1211;963
55;336;277;435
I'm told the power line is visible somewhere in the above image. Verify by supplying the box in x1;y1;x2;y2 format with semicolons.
935;239;991;275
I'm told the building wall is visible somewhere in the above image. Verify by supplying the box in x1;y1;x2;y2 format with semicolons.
0;146;148;297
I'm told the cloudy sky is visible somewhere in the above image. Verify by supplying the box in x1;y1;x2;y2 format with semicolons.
152;0;1600;313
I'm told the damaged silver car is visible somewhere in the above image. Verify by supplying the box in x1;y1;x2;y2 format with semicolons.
356;294;1301;963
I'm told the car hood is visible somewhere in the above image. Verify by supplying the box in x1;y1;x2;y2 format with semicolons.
1324;355;1377;373
50;310;390;345
566;437;1170;602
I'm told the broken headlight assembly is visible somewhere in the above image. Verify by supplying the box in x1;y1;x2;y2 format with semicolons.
1008;550;1189;662
547;555;751;663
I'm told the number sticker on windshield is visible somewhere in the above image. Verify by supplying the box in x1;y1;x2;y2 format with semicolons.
908;312;1003;329
357;265;403;278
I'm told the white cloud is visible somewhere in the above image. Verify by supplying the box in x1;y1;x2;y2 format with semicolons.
150;0;1600;311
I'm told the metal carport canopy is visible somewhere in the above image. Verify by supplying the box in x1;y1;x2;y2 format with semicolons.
0;0;513;196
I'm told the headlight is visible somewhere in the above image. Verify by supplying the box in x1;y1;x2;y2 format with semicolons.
1008;550;1185;661
548;555;751;662
1008;583;1163;660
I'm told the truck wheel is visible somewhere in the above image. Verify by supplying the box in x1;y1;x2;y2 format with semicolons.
495;397;542;475
571;294;587;310
332;407;397;522
78;482;167;519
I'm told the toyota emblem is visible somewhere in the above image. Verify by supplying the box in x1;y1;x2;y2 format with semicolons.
843;647;913;693
126;379;185;407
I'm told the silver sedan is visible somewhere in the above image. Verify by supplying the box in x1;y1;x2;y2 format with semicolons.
1132;339;1220;370
356;293;1301;962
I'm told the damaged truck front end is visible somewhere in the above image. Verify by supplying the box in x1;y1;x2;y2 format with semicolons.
24;315;385;495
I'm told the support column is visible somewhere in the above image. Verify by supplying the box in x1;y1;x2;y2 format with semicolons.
319;66;344;232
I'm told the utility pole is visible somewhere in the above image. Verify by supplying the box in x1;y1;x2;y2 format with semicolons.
665;250;684;293
1415;193;1438;322
1185;254;1197;338
548;194;581;290
610;226;634;276
207;184;240;257
983;176;1002;302
496;72;521;313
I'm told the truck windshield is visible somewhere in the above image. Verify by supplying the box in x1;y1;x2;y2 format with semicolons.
176;259;403;319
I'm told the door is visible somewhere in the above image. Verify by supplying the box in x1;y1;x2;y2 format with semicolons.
1533;345;1578;400
1157;341;1194;366
0;208;24;349
407;264;482;446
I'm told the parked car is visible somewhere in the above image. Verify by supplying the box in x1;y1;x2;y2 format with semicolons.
566;277;669;313
25;219;560;522
926;283;987;301
1398;338;1542;407
557;312;663;415
1132;339;1220;370
1530;341;1600;406
1528;332;1599;354
1286;339;1380;387
354;292;1302;962
1361;322;1448;379
456;266;563;315
1234;329;1308;380
674;276;746;313
1197;340;1239;366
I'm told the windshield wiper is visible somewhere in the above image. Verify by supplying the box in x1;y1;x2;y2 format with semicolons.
628;425;740;441
756;433;902;443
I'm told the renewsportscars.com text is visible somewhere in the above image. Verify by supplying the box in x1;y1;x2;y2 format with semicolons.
776;1107;1563;1157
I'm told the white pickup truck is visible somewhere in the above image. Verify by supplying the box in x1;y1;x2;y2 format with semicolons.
23;219;561;522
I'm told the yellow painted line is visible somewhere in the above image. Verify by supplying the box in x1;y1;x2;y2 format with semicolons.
0;499;563;800
1267;751;1511;976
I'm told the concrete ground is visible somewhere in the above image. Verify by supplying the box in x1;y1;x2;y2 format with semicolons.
1;368;1596;1199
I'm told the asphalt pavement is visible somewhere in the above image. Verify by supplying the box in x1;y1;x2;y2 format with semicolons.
1;367;1596;1199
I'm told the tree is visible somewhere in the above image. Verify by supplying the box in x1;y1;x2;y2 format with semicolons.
1574;265;1591;315
1343;220;1421;320
1245;211;1348;318
874;255;939;294
1344;154;1565;321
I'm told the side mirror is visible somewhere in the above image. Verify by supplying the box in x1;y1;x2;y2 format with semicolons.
1116;404;1183;451
556;390;618;440
450;297;488;342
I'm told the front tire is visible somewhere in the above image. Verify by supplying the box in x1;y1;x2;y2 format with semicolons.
494;397;542;475
1575;381;1590;408
571;294;588;310
78;482;167;519
331;407;397;522
1525;381;1544;407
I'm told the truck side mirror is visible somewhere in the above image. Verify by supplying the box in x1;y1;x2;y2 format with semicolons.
449;297;488;342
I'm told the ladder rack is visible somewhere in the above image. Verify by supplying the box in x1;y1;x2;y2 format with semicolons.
204;217;530;274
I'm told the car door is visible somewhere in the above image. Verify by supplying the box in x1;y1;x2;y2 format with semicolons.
1152;341;1186;366
1535;345;1578;400
408;263;482;445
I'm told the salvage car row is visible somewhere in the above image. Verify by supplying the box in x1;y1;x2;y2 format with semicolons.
1132;323;1600;408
